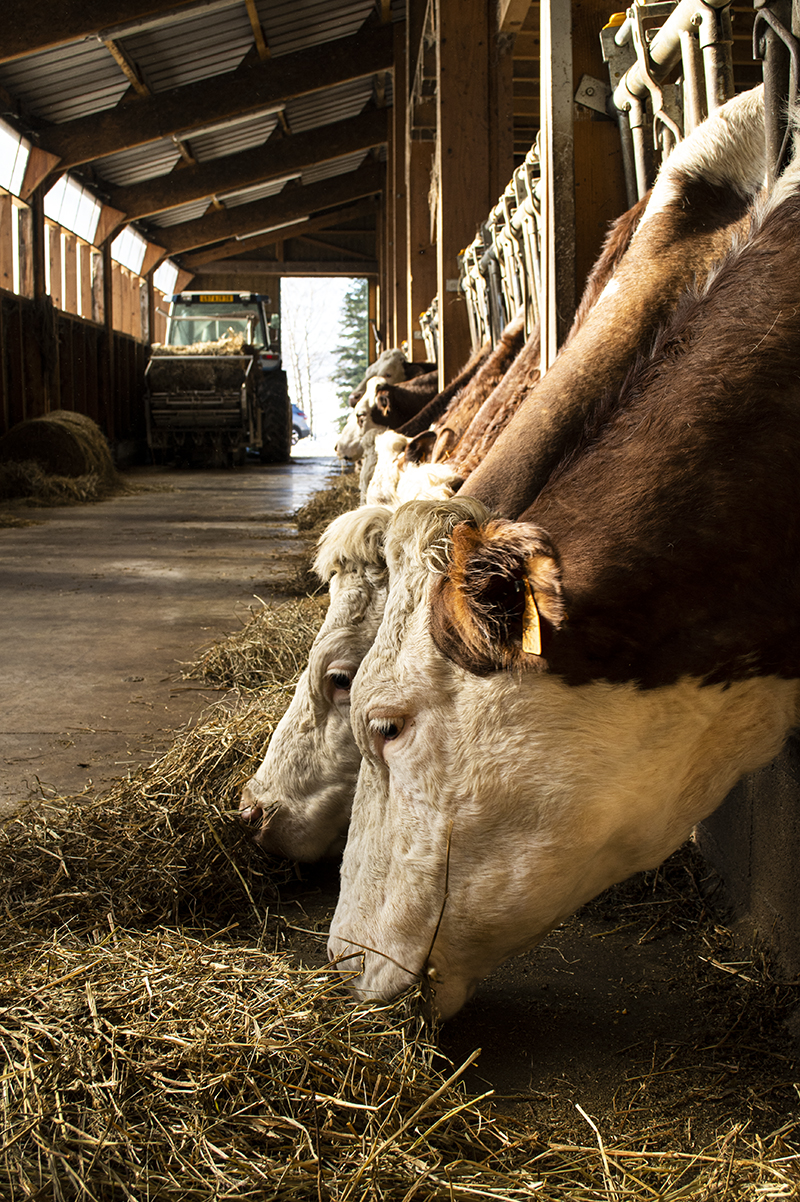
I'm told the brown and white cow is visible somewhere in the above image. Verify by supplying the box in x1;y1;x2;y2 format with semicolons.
328;125;800;1020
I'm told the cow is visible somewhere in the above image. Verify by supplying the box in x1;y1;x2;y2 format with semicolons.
346;348;436;407
364;428;462;508
242;87;770;871
336;374;440;463
239;505;391;861
327;121;800;1021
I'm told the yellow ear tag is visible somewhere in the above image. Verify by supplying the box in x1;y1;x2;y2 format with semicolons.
522;575;542;656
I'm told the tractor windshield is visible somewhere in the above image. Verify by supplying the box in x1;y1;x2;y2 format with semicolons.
166;301;266;348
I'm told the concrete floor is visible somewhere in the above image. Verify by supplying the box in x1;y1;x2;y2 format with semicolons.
0;457;337;811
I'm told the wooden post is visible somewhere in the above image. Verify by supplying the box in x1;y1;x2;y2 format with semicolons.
367;277;379;363
0;194;13;294
48;224;63;310
79;241;93;319
100;240;115;440
63;234;78;315
435;0;494;387
539;0;576;368
405;139;437;359
392;21;409;350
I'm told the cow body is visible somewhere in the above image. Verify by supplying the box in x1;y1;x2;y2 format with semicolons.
328;133;800;1019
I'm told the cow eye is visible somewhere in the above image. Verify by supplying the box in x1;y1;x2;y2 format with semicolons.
371;717;405;741
329;671;352;692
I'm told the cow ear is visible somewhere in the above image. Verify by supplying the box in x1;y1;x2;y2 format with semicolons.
404;430;436;465
430;518;564;674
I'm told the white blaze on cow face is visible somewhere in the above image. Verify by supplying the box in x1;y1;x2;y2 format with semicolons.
328;499;799;1019
239;506;390;861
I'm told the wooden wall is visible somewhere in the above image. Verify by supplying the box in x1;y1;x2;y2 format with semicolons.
0;290;148;455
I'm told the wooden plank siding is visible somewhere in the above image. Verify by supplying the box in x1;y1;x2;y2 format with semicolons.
0;289;148;454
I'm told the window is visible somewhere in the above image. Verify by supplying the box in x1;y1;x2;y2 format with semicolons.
44;175;101;243
111;225;147;275
0;119;30;197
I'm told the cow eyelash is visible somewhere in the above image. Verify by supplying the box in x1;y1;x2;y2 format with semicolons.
370;717;405;741
327;670;353;691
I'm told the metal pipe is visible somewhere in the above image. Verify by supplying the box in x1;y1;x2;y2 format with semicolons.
680;25;707;131
613;0;731;111
698;2;735;112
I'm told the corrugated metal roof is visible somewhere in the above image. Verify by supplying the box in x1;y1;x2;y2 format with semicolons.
92;138;181;187
220;178;291;208
285;77;374;135
0;40;129;124
121;7;253;93
189;111;280;163
301;149;369;186
149;198;213;228
256;0;375;58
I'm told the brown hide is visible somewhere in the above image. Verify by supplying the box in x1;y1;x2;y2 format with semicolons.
398;340;493;438
370;371;440;428
439;196;646;474
432;185;800;690
451;326;543;474
461;172;757;519
427;313;527;454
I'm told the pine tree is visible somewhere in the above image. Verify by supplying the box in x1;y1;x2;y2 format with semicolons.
331;278;368;424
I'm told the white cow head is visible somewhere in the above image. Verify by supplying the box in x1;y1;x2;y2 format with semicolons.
329;498;798;1018
335;378;387;462
239;505;391;861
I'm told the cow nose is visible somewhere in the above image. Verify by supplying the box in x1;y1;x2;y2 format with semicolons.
239;782;264;827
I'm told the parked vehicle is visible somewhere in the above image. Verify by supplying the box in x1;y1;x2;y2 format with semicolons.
145;292;292;466
292;404;311;444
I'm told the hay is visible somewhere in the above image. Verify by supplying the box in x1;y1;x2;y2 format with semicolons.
0;459;125;506
0;706;798;1197
151;333;251;357
182;596;329;690
148;334;253;395
294;471;360;537
0;689;295;936
0;410;116;483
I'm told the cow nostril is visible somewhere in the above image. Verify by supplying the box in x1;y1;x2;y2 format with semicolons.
239;784;265;827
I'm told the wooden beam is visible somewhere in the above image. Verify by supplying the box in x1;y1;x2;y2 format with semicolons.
38;25;394;172
160;162;385;254
106;108;389;221
140;240;167;276
20;147;62;202
94;203;127;247
191;259;378;277
0;0;207;65
244;0;270;59
103;38;150;96
498;0;532;34
180;198;378;268
391;19;408;348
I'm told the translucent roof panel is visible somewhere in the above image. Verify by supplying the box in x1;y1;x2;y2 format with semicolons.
92;139;182;188
256;0;374;57
285;78;374;135
0;41;129;124
44;176;102;243
121;6;253;94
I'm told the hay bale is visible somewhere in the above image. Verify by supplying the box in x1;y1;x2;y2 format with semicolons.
0;409;116;482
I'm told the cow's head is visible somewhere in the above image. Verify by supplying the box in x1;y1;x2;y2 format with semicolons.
240;506;390;861
328;498;797;1017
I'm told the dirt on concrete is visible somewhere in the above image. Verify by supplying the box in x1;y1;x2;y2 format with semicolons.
0;458;337;811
